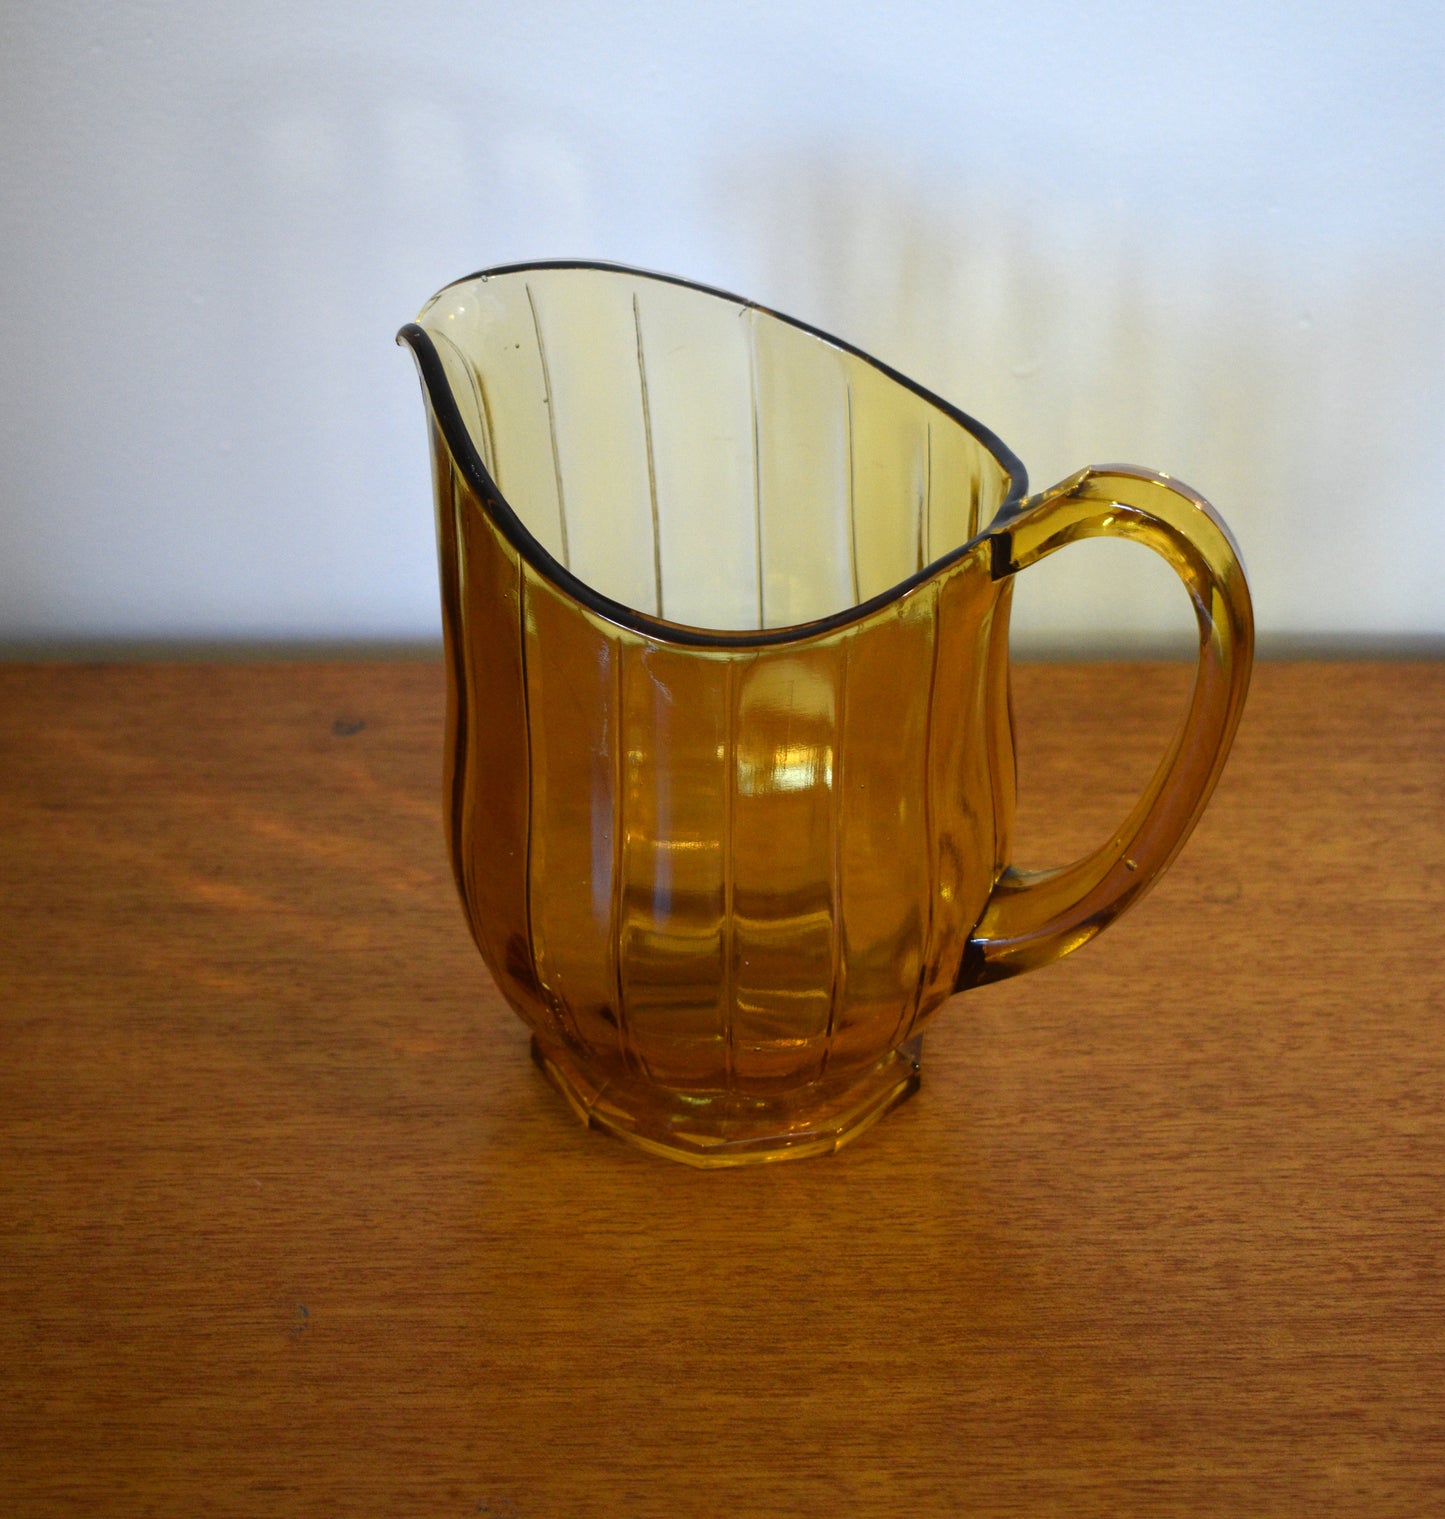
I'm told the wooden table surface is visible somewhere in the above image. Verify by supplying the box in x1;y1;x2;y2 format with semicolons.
1;659;1441;1517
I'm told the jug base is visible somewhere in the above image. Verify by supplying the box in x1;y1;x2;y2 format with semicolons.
530;1034;923;1168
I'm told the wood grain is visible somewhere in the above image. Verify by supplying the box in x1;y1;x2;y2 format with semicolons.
1;660;1441;1517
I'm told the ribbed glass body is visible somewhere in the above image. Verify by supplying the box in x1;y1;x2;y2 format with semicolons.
401;264;1253;1165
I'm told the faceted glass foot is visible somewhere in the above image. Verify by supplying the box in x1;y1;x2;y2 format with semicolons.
530;1034;923;1168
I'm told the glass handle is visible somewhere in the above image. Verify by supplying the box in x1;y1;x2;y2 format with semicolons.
961;464;1255;987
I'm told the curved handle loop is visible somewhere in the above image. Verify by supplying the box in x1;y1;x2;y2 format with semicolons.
962;464;1254;987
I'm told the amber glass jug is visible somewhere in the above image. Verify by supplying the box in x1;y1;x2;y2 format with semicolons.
399;261;1253;1167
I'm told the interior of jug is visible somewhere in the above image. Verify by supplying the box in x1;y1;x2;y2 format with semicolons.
412;262;1022;632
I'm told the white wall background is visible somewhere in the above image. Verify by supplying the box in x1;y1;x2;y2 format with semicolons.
1;0;1441;653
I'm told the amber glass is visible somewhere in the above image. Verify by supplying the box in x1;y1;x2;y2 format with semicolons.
399;262;1254;1167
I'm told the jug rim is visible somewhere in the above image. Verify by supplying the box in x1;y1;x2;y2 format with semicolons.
399;259;1029;648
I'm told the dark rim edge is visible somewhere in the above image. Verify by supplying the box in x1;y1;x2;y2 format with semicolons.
397;259;1030;649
